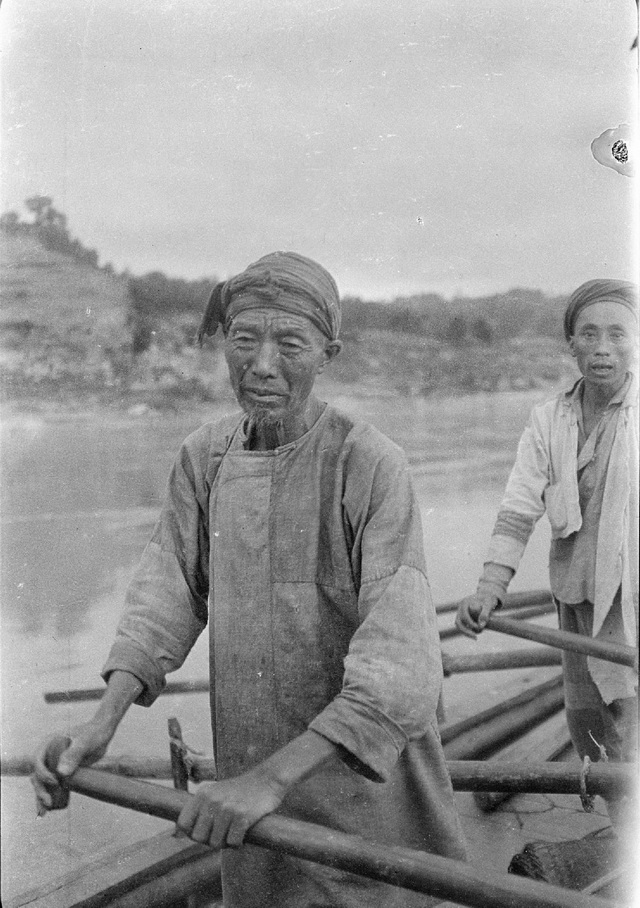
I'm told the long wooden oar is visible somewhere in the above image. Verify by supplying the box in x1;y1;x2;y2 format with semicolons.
439;601;555;640
6;754;633;799
485;615;638;669
441;646;562;675
44;678;210;704
48;766;616;908
443;681;565;760
435;589;552;615
438;674;563;745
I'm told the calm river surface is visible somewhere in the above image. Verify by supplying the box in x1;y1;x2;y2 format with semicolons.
1;388;557;899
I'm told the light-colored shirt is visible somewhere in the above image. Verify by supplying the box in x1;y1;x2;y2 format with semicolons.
485;373;638;703
550;375;631;604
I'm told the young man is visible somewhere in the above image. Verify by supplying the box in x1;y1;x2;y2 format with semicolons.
33;251;466;907
456;279;638;838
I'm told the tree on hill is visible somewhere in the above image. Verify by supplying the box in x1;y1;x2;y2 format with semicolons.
1;196;99;268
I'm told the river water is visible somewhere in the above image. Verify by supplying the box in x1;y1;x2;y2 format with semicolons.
0;387;558;900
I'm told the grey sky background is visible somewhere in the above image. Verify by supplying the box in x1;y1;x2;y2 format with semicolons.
1;0;638;299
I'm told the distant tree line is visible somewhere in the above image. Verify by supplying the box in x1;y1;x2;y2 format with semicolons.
2;198;567;353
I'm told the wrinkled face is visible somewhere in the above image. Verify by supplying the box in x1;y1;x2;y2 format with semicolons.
224;306;338;423
569;301;638;393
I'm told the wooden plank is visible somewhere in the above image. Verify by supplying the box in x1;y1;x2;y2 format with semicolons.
5;829;217;908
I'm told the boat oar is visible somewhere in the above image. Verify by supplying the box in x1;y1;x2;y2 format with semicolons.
447;760;636;800
5;754;633;799
484;615;638;669
441;646;562;675
43;764;617;908
44;678;210;705
435;588;552;615
438;674;563;745
439;601;555;640
443;680;565;760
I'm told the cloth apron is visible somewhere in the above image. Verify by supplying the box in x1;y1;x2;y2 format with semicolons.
207;440;455;908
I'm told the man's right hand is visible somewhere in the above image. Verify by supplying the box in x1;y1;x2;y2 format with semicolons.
455;592;500;639
31;722;113;814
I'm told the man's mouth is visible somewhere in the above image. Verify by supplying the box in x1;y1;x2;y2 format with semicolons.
243;387;286;402
590;363;614;376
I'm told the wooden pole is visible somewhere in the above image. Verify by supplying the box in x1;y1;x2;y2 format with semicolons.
438;674;563;745
470;711;572;812
4;754;634;798
44;679;210;705
441;647;562;675
440;602;555;640
446;761;636;799
485;615;638;668
436;589;552;616
51;767;617;908
443;683;565;760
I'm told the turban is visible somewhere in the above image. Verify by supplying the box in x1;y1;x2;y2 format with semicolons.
563;279;638;340
196;252;341;344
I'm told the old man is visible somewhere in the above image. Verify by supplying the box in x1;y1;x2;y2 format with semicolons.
33;252;466;907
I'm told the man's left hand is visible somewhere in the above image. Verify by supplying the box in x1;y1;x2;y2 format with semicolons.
176;771;285;849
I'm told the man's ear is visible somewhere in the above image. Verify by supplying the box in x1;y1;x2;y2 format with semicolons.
568;338;577;358
317;340;343;373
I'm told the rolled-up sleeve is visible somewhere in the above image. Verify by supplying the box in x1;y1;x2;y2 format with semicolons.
486;411;551;570
310;440;442;782
102;432;211;706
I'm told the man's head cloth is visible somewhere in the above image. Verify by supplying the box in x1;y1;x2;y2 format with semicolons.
563;279;638;341
197;252;341;344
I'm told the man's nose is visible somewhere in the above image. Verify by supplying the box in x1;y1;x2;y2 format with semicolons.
593;334;612;355
250;340;279;377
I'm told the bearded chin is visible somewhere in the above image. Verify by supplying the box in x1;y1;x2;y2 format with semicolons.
247;406;284;432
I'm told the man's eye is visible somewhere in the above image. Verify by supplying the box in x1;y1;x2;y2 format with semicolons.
279;340;303;353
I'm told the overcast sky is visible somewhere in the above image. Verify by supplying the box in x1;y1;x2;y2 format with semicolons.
1;0;637;298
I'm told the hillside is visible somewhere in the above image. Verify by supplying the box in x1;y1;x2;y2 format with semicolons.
0;228;578;412
0;231;133;402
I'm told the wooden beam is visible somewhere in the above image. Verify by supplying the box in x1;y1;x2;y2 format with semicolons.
485;615;638;668
436;589;552;615
442;646;562;675
447;760;635;799
443;683;565;760
470;711;571;811
38;767;616;908
43;679;210;705
438;675;563;745
440;602;555;640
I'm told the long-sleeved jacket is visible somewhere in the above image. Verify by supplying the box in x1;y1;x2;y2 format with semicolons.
103;405;466;907
486;374;638;701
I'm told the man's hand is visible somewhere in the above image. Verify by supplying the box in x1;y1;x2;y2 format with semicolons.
31;723;113;814
31;670;143;816
177;728;340;849
177;770;285;849
455;592;500;639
